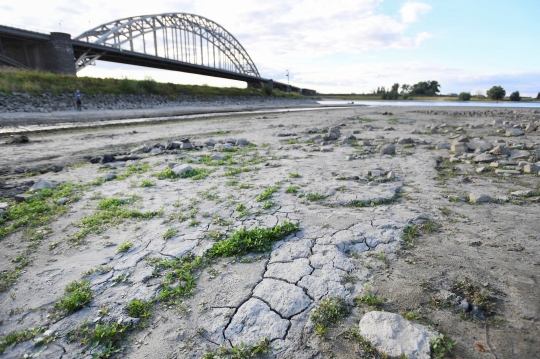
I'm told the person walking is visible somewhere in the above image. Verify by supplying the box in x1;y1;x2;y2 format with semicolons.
75;90;82;111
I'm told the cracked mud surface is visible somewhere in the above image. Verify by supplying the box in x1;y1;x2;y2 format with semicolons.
1;106;539;358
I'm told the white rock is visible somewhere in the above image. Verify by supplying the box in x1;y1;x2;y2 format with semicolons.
506;128;525;137
469;193;494;203
380;144;395;155
359;311;435;359
387;170;396;180
171;164;192;176
509;150;531;160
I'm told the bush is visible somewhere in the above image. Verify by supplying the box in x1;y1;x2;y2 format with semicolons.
486;86;506;100
509;91;521;101
261;83;273;96
458;92;471;101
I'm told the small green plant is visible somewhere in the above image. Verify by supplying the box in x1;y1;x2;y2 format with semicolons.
0;326;44;355
452;278;495;314
306;193;327;201
155;167;212;180
208;222;299;258
430;333;458;359
236;203;246;211
256;186;279;202
289;173;300;178
69;321;129;359
262;201;274;209
286;186;299;194
117;240;133;253
344;328;382;357
52;280;92;317
202;338;270;358
188;219;199;227
140;179;156;187
310;297;351;336
162;228;179;239
126;299;152;319
355;292;386;309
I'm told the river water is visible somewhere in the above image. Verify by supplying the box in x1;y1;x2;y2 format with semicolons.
318;100;540;108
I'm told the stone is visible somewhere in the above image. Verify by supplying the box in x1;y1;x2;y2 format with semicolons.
102;173;117;181
383;127;395;131
211;154;227;161
467;140;492;152
410;128;421;134
0;202;8;210
236;138;249;146
509;150;531;160
397;137;413;144
473;153;496;163
387;170;395;179
252;279;311;318
506;128;525;137
495;169;520;175
224;298;289;346
525;124;537;132
489;145;508;156
469;193;494;203
180;142;193;150
226;138;237;144
524;164;540;174
56;197;68;205
131;144;149;154
359;311;434;359
511;190;533;197
451;143;468;154
150;147;163;154
476;167;487;173
436;143;451;150
453;135;469;143
171;164;192;176
380;144;395;155
204;139;216;147
14;194;36;202
31;180;56;191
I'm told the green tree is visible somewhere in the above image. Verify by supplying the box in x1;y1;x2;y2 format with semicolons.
486;86;506;100
391;83;400;93
458;92;471;101
509;91;521;101
536;92;540;99
401;84;410;94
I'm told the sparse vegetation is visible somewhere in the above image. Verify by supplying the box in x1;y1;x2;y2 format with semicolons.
430;333;458;359
140;179;155;187
68;320;130;359
452;278;495;315
402;219;438;249
355;292;386;309
202;338;270;358
207;222;299;257
286;185;300;194
289;172;300;178
310;297;351;336
52;280;92;318
0;326;44;355
126;299;152;319
256;186;279;202
306;192;327;201
162;228;179;239
117;240;133;253
155;167;212;180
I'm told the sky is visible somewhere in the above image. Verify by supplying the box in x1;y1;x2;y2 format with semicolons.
2;0;539;95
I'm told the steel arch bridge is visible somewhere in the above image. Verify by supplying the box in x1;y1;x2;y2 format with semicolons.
73;13;260;78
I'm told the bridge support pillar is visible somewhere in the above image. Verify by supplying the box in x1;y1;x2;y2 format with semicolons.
36;32;76;75
247;80;263;89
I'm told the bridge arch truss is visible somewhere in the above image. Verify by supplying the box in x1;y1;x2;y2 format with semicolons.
73;13;260;77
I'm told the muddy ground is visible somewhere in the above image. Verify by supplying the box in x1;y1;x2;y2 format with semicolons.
0;105;539;359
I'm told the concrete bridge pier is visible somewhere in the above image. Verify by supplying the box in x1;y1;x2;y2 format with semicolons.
36;32;76;75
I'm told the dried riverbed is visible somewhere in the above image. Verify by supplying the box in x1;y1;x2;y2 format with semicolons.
0;106;539;358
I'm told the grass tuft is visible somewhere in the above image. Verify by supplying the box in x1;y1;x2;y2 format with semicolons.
51;280;92;318
310;297;351;337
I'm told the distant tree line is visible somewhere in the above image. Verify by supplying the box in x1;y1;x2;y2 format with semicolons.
374;82;537;102
375;80;441;100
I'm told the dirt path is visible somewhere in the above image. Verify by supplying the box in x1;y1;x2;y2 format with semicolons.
0;105;539;358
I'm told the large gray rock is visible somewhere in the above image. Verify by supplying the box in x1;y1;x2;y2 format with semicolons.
211;153;227;161
524;164;540;174
252;279;311;318
467;140;492;152
451;143;468;154
31;180;56;191
131;144;149;154
436;143;451;150
224;298;289;346
359;311;435;359
469;193;494;203
473;153;496;163
397;137;413;144
236;138;249;146
509;150;531;160
380;144;395;155
171;164;192;176
506;128;525;137
489;145;508;156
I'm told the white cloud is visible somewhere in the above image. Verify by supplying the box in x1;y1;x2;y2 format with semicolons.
400;2;432;24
